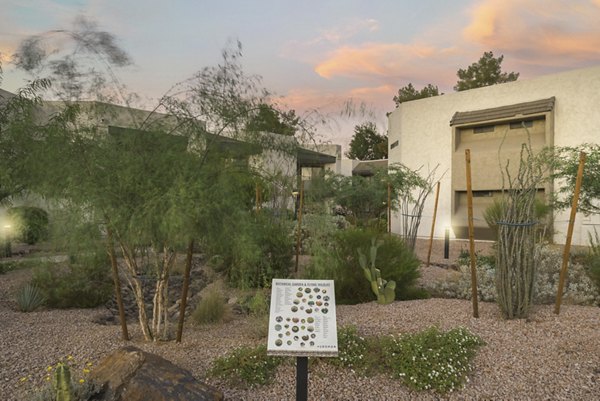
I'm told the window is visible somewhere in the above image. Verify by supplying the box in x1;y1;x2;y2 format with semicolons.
473;125;494;134
472;190;493;197
510;120;534;129
390;140;399;149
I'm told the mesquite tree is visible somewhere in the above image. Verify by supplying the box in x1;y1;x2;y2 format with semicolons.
495;141;550;319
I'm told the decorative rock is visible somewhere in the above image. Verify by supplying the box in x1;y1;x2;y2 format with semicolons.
90;346;223;401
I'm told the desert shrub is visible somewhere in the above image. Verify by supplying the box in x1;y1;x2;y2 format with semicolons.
425;245;600;306
211;214;293;289
241;290;270;338
304;228;420;304
379;326;484;393
16;283;46;312
7;206;49;245
246;290;270;316
209;345;284;388
31;253;113;309
584;230;600;294
192;289;231;325
0;260;38;275
299;213;347;254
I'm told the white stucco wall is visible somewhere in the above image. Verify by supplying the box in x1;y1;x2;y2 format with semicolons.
388;65;600;245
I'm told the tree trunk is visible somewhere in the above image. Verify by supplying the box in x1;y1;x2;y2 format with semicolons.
151;246;176;341
120;244;153;341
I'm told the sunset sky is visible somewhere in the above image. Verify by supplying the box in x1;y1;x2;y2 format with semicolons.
2;0;600;147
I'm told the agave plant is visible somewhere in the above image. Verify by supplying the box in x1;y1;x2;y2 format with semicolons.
16;283;46;312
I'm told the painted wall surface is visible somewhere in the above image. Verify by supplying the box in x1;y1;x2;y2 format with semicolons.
388;65;600;245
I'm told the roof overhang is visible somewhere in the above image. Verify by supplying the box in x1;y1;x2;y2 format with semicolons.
450;97;555;126
352;159;388;177
297;147;336;167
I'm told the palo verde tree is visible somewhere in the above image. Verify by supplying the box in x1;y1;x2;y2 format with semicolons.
323;164;427;229
454;51;519;91
393;83;440;106
346;121;388;160
10;21;302;340
552;144;600;215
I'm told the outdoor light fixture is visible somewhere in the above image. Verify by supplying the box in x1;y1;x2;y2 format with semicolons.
2;224;12;258
444;226;450;259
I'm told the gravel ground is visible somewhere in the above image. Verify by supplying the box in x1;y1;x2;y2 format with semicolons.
1;240;600;400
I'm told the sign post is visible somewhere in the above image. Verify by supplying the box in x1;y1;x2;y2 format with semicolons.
267;279;338;401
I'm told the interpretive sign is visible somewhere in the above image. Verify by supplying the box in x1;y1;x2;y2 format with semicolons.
267;278;338;357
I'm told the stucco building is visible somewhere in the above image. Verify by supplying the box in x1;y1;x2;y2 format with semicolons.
388;65;600;245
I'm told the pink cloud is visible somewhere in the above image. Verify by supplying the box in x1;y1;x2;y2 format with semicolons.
314;42;458;85
464;0;600;66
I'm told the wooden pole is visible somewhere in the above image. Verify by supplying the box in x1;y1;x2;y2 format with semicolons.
255;184;261;214
465;149;479;318
555;152;586;315
106;226;129;341
295;180;304;273
176;238;194;342
426;181;441;266
387;183;392;234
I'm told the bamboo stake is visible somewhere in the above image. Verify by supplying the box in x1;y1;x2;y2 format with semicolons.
426;181;441;266
295;180;304;273
176;239;194;342
555;152;586;315
106;226;129;341
387;183;392;234
465;149;479;318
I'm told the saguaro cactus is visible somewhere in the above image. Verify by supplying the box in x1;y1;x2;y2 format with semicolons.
52;363;73;401
359;239;396;304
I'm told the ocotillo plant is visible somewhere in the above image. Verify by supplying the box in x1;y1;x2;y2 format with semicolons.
359;239;396;304
495;134;550;319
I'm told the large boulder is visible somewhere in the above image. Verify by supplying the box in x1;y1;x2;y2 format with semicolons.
89;346;223;401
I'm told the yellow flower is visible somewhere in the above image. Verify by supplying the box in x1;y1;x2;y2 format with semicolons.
46;377;51;382
46;366;53;372
82;368;91;374
79;379;85;384
67;355;74;361
86;362;93;367
19;377;28;382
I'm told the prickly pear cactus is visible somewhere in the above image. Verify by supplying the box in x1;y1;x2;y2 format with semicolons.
359;239;396;304
52;363;73;401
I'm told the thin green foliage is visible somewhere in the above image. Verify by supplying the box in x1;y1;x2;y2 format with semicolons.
16;283;46;312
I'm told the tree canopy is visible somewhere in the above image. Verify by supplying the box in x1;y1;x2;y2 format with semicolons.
454;51;519;91
552;144;600;215
245;103;299;136
393;83;440;106
346;122;387;160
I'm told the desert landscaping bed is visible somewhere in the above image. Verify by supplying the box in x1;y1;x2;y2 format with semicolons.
1;262;599;401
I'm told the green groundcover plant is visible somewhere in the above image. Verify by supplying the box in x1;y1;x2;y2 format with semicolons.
209;325;483;393
209;345;284;388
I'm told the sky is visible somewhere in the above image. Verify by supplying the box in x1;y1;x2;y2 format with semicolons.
1;0;600;149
